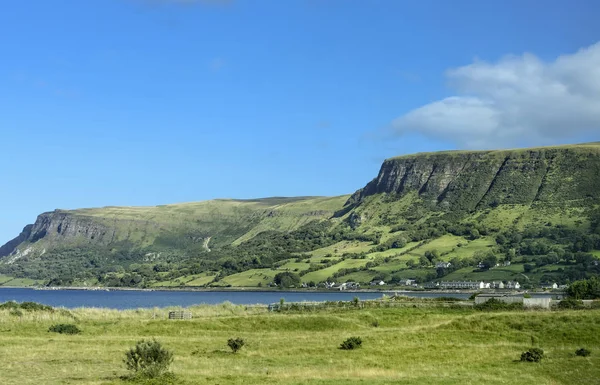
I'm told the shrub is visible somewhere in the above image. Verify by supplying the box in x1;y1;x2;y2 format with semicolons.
434;297;463;302
0;301;53;312
19;302;54;311
557;298;585;309
475;298;522;311
48;324;81;335
575;348;591;357
371;319;379;328
468;292;481;300
227;338;245;353
340;337;362;350
520;348;544;362
124;339;173;378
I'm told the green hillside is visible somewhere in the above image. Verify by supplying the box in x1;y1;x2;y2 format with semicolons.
1;143;599;288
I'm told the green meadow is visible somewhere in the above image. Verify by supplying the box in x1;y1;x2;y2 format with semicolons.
0;301;599;385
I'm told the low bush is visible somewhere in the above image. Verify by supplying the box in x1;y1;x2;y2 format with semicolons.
227;338;245;353
19;302;54;311
434;297;463;302
0;301;53;312
475;298;522;311
557;298;585;309
340;337;362;350
520;348;544;362
575;348;591;357
124;339;174;378
48;324;81;335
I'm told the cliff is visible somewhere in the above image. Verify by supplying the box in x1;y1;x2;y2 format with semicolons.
0;196;348;259
346;143;600;211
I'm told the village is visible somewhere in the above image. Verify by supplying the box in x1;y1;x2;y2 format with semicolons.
302;279;565;292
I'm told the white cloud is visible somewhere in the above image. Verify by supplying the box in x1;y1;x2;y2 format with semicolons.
393;42;600;148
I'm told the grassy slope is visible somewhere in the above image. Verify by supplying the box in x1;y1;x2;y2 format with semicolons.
0;304;599;384
28;195;350;250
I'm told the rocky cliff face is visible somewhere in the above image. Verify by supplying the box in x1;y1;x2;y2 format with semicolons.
0;225;33;257
0;211;117;258
347;145;600;211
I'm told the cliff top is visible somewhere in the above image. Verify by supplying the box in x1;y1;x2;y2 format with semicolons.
386;142;600;161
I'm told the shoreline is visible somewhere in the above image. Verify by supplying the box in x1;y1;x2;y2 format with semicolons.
0;285;564;296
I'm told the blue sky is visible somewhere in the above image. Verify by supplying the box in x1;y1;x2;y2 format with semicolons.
1;0;599;243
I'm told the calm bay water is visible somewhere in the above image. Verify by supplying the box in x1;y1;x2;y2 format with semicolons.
0;288;471;309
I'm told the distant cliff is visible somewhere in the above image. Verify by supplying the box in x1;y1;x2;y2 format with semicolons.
346;143;600;211
0;196;348;259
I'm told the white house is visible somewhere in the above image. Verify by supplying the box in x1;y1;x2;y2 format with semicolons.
541;282;558;290
505;281;521;290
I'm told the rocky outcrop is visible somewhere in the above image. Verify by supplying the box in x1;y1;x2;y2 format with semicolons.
346;145;600;211
0;211;118;258
0;225;33;257
28;211;116;244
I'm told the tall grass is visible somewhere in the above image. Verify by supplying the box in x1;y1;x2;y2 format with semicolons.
0;302;599;384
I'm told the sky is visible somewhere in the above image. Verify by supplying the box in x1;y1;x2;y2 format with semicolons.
1;0;600;243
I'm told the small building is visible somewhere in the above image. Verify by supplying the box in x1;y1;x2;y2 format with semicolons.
492;281;505;289
436;262;452;269
505;281;521;290
541;283;559;290
338;282;360;290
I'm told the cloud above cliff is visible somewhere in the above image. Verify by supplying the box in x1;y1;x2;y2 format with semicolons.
392;42;600;148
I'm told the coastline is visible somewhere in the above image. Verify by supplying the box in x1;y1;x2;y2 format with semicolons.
0;285;563;296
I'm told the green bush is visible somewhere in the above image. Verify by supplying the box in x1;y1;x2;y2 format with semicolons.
48;324;81;335
19;302;54;311
227;338;245;353
340;337;362;350
434;297;463;302
0;301;53;312
557;298;585;309
520;348;544;362
124;339;173;378
468;292;481;300
575;348;591;357
475;298;522;311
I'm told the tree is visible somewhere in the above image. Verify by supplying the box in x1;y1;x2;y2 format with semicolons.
273;272;301;288
566;277;600;299
482;253;498;270
424;250;439;263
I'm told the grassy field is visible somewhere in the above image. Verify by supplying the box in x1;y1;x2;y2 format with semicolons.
0;302;599;385
0;274;44;287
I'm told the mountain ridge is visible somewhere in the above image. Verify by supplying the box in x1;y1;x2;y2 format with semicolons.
1;142;599;288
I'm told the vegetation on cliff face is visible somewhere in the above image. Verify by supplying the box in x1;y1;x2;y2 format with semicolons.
1;143;599;288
